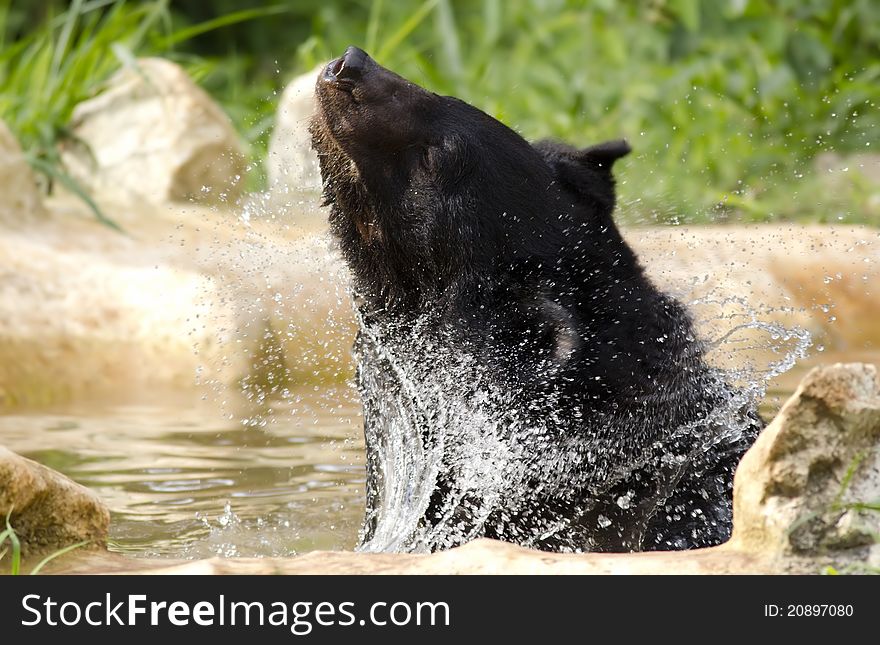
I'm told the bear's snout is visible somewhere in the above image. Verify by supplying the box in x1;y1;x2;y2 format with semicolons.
323;45;370;88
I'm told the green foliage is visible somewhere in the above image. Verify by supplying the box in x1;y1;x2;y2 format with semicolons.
0;509;21;575
2;0;878;223
0;0;289;218
293;0;880;224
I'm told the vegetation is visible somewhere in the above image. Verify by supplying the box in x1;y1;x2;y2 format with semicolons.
0;510;89;575
1;0;877;224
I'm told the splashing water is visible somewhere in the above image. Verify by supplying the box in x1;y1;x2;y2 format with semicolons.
183;502;300;559
182;189;814;556
351;292;812;554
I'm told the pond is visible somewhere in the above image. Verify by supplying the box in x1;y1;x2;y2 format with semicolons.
1;384;365;558
2;348;875;560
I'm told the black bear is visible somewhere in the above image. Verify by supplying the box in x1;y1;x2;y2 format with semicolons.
310;46;761;553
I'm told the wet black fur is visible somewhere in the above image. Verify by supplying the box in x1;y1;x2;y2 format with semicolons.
310;48;760;552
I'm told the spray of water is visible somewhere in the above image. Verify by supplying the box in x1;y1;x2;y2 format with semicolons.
352;292;811;554
188;185;813;556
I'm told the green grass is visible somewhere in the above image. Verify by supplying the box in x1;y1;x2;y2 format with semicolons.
293;0;880;225
820;453;880;574
0;510;21;574
0;0;290;220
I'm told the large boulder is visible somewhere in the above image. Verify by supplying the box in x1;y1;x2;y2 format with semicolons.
632;226;880;374
814;151;880;220
731;363;880;566
266;66;323;205
61;57;246;207
0;119;45;226
0;213;877;410
0;445;109;554
0;198;355;410
815;152;880;186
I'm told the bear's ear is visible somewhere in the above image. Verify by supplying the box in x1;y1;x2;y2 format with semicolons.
534;138;630;218
577;139;631;173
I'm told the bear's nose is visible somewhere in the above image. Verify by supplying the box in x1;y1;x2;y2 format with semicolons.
325;46;369;85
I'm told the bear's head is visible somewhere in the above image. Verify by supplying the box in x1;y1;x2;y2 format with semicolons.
310;46;632;312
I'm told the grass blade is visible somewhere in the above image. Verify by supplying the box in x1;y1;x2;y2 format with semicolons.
3;510;21;576
156;5;293;48
435;0;462;81
26;155;126;234
50;0;85;92
29;540;91;575
366;0;384;54
846;501;880;512
376;0;441;62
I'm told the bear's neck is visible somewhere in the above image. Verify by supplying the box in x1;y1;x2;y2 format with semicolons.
328;200;467;318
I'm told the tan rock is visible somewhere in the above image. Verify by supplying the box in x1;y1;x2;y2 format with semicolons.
267;66;324;206
0;196;354;410
0;207;876;411
731;363;880;564
0;119;45;226
815;152;880;186
630;225;880;376
0;445;109;554
49;537;779;575
61;58;246;207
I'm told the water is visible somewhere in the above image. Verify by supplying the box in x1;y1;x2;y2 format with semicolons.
0;384;365;558
351;297;816;553
0;348;875;558
1;195;874;557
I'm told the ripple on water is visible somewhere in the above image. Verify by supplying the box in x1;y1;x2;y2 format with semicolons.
0;384;366;558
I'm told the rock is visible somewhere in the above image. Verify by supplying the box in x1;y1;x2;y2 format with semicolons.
0;207;876;410
813;152;880;220
49;536;776;575
267;66;323;205
0;445;109;554
815;152;880;186
61;57;246;207
0;119;46;226
632;225;880;376
731;363;880;565
0;195;355;410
